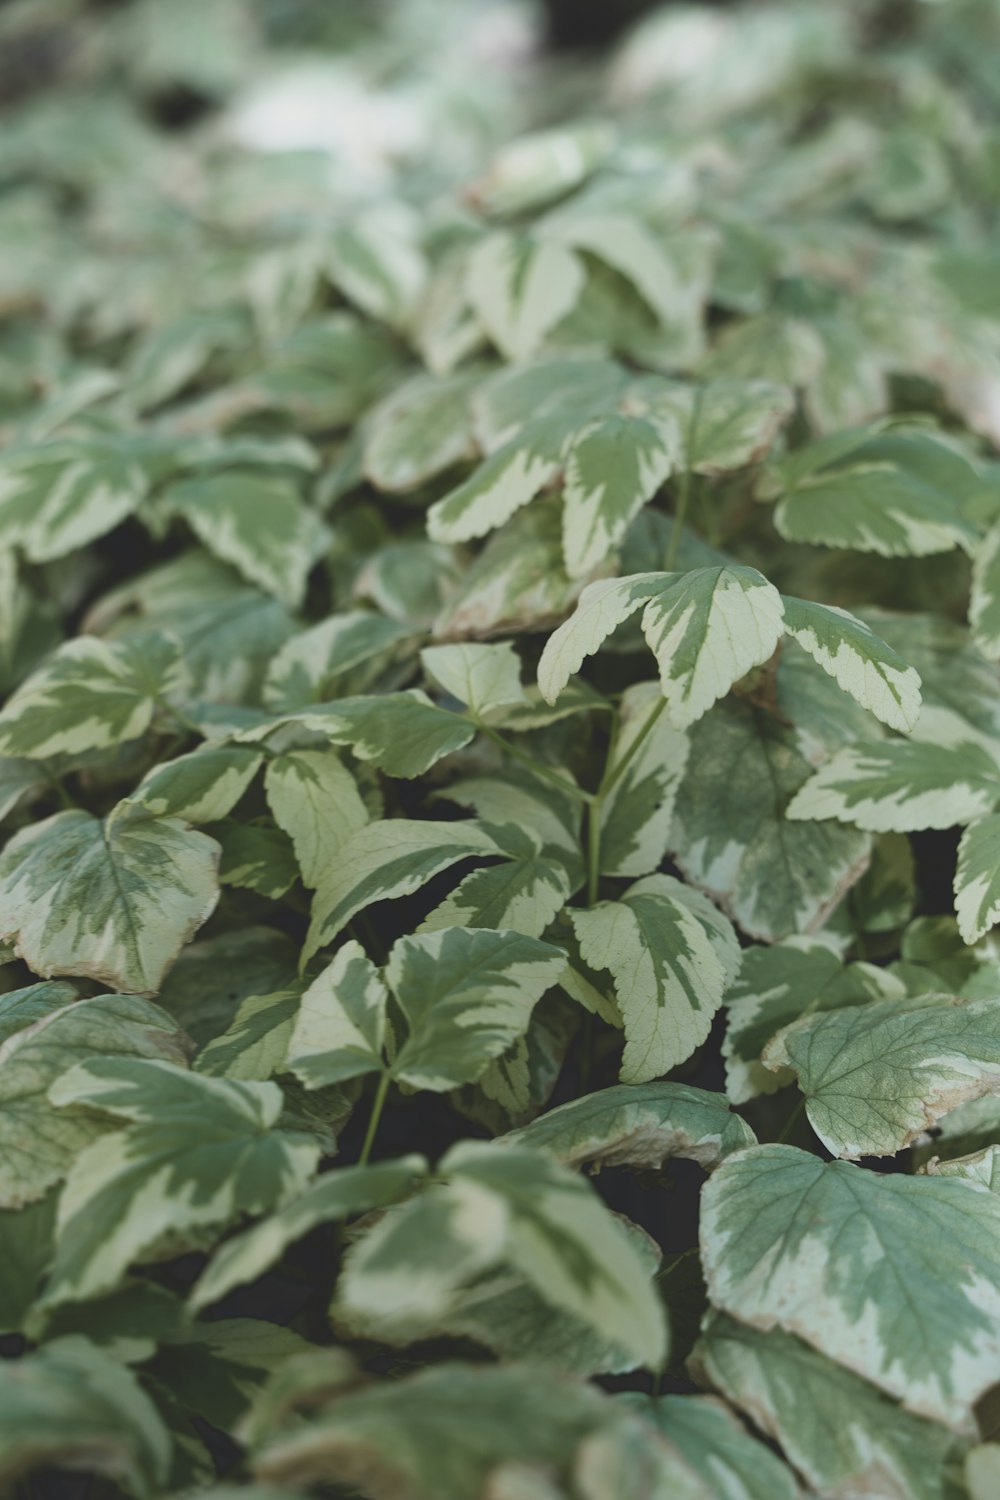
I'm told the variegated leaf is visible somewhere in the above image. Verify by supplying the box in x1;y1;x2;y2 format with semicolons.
506;1081;755;1170
955;815;1000;944
264;749;368;888
469;124;613;217
637;377;795;475
164;471;326;608
538;566;784;727
195;985;304;1081
427;414;569;544
0;994;187;1208
250;692;475;779
766;992;1000;1158
598;681;689;878
0;809;220;994
671;699;872;942
286;941;388;1090
781;595;922;732
0;631;188;761
465;231;586;362
420;641;527;720
701;1143;1000;1430
787;739;1000;832
263;611;413;711
304;818;504;959
191;1157;427;1311
561;414;678;578
693;1314;965;1500
325;212;426;328
570;874;739;1083
970;519;1000;659
0;435;151;563
41;1060;319;1309
639;1393;800;1500
363;371;478;493
123;745;263;824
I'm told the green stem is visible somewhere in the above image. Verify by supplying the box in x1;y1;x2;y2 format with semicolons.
474;720;593;805
40;763;75;810
358;1072;390;1166
598;696;668;800
155;697;205;741
665;466;692;573
586;797;603;907
777;1094;807;1144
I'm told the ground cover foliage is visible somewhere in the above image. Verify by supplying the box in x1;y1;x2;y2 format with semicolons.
4;0;1000;1495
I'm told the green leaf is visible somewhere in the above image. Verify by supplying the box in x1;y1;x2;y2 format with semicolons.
418;843;573;940
164;471;326;608
469;124;613;218
421;640;527;720
254;692;475;778
0;630;187;760
0;435;151;563
670;699;872;941
0;991;187;1207
787;739;1000;832
325;212;426;328
287;941;388;1089
970;520;1000;659
598;681;689;878
263;610;413;711
955;815;1000;944
466;232;586;362
213;819;299;901
772;429;980;557
570;874;739;1082
427;414;568;544
196;986;304;1081
0;1336;171;1498
561;414;678;578
723;939;901;1102
0;809;220;994
638;377;795;474
538;566;785;726
472;356;626;451
506;1081;756;1170
0;1192;56;1332
638;1392;800;1500
693;1313;966;1500
0;978;77;1045
264;749;369;888
701;1143;1000;1429
191;1157;427;1310
780;595;922;732
42;1059;319;1308
386;927;567;1091
443;1142;667;1370
304;818;504;958
363;371;478;493
765;992;1000;1158
125;744;263;823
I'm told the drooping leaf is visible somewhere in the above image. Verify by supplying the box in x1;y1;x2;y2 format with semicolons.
570;875;739;1082
538;566;785;726
787;739;1000;832
0;809;220;994
41;1059;319;1309
693;1313;966;1500
765;992;1000;1158
507;1081;755;1170
191;1157;427;1311
0;992;187;1208
701;1143;1000;1429
0;1336;172;1498
780;595;922;732
0;631;188;760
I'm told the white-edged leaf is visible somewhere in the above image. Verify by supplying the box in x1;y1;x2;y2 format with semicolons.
420;641;527;720
0;436;151;563
638;378;795;474
561;414;678;578
249;692;475;779
326;212;426;328
0;809;220;994
506;1081;755;1170
0;632;187;761
781;595;922;732
42;1059;319;1309
286;941;388;1090
427;415;568;544
956;814;1000;944
701;1143;1000;1430
164;471;326;608
970;519;1000;659
466;232;586;363
363;371;478;493
263;611;413;712
191;1157;427;1311
124;745;263;824
304;818;504;959
787;739;1000;832
469;125;613;218
693;1313;965;1500
598;681;689;878
640;1392;800;1500
264;749;368;889
538;566;784;727
570;874;738;1082
387;927;567;1091
0;994;187;1208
